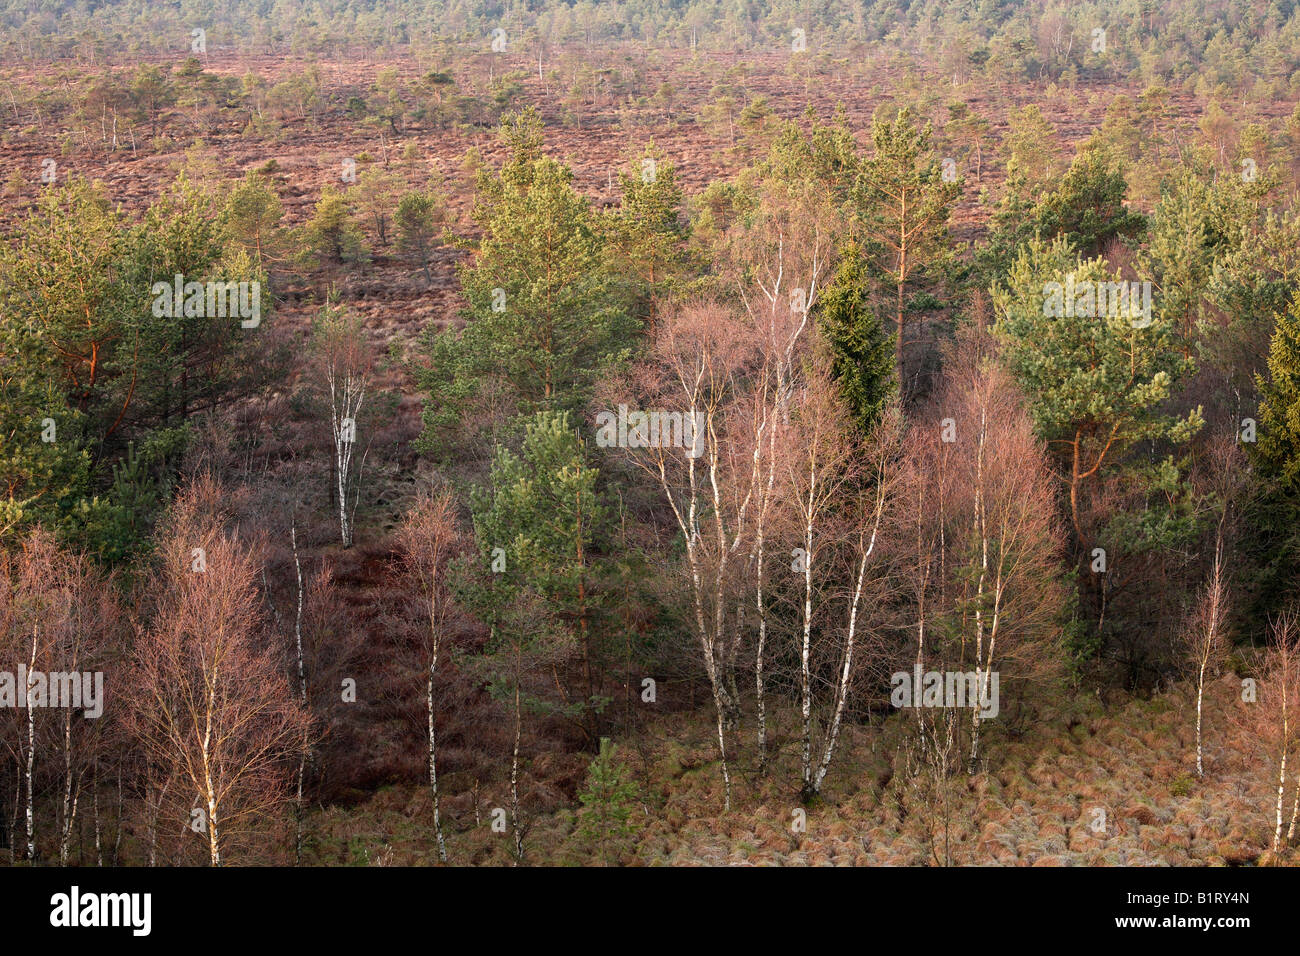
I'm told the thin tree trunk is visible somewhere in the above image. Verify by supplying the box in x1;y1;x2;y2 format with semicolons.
712;684;732;813
1196;666;1206;777
1275;672;1289;854
25;625;36;861
93;761;102;867
754;537;768;773
1275;746;1287;854
813;477;886;794
428;667;446;862
1286;770;1299;844
59;708;75;864
510;671;524;863
969;407;988;774
9;775;19;859
799;506;814;800
292;519;307;866
202;668;222;866
113;765;123;865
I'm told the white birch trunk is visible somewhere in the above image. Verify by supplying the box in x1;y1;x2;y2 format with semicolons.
510;674;524;863
1286;770;1299;844
202;665;222;866
292;520;308;865
1275;673;1289;854
328;366;366;547
428;666;446;862
799;509;814;798
59;708;74;864
25;625;37;861
1196;666;1206;778
1275;747;1287;854
812;501;883;794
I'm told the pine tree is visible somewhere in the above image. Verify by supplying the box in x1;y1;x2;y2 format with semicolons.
1000;105;1064;198
855;107;960;375
464;410;612;857
576;737;638;865
1028;145;1146;257
815;242;896;434
415;112;634;457
1256;294;1300;491
470;411;611;743
0;177;262;555
979;144;1146;284
457;158;632;411
395;189;446;285
350;166;408;249
612;142;687;335
992;234;1201;543
302;185;368;265
1246;294;1300;619
223;170;284;267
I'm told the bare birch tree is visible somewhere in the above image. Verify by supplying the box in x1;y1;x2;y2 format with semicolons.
943;334;1064;771
1184;532;1230;779
1248;614;1300;855
396;489;462;863
2;530;120;864
130;477;310;866
726;171;834;776
891;326;1064;772
625;300;768;811
781;361;898;801
312;302;371;548
1182;437;1242;778
806;396;902;799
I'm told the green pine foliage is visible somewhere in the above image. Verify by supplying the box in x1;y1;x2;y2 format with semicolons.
0;177;274;560
1256;294;1300;491
1245;293;1300;619
979;144;1146;284
415;110;636;458
468;411;614;737
576;737;639;865
302;185;369;265
992;234;1202;540
815;242;896;434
